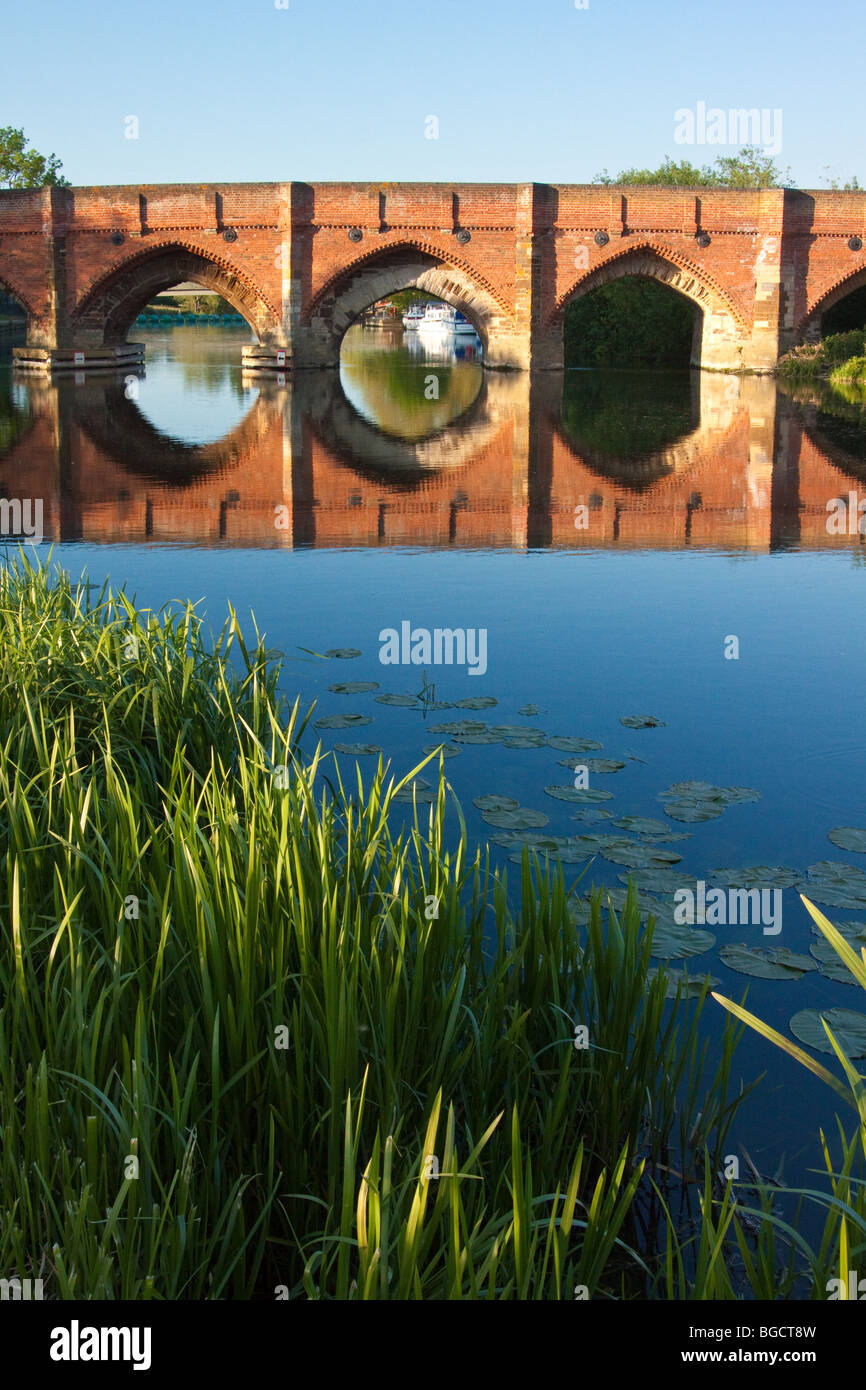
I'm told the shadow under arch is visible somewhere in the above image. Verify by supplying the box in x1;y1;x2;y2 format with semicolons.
799;265;866;341
70;243;283;347
302;243;514;368
550;244;749;371
295;368;510;488
70;378;282;485
798;407;866;487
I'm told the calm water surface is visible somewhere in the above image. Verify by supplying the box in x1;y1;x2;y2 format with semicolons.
3;318;866;1195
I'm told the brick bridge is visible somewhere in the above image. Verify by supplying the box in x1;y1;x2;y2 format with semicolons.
1;182;865;373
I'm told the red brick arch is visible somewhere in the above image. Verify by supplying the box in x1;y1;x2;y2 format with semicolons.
552;241;749;329
799;264;866;337
0;268;38;324
305;238;513;322
71;241;284;345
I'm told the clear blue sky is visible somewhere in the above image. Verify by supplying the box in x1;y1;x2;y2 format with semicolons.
5;0;863;188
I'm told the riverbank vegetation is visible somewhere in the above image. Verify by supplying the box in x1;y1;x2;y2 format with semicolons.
777;329;866;387
1;556;864;1299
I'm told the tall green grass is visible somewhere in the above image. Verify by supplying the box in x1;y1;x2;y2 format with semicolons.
0;555;788;1299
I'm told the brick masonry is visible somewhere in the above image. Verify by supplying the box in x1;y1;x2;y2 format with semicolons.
1;183;864;370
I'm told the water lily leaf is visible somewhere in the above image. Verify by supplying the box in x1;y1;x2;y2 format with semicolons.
482;807;550;830
805;862;866;908
600;842;683;869
545;785;613;803
422;742;462;759
809;940;860;984
646;966;719;999
570;807;614;822
789;1007;866;1057
393;777;434;804
583;758;626;774
518;704;540;716
615;816;672;836
332;742;382;756
429;720;486;734
710;866;803;890
663;801;724;823
719;943;817;980
619;868;696;895
808;918;866;943
620;715;665;729
547;736;603;753
374;693;420;707
328;681;380;694
324;648;361;659
474;794;520;812
649;922;715;960
424;700;455;711
454;731;503;745
494;832;569;851
503;733;548;748
828;828;866;854
315;713;373;729
454;696;498;710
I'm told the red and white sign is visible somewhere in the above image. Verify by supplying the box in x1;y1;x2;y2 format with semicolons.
276;350;286;366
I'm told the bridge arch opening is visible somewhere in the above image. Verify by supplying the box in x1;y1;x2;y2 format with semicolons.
553;246;749;372
563;277;697;369
71;245;283;349
301;245;517;368
801;268;866;342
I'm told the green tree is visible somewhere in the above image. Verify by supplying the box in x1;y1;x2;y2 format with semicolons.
0;127;68;189
593;146;792;189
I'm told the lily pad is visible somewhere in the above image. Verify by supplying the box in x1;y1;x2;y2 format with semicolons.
620;715;665;729
805;861;866;908
430;720;486;735
332;742;382;756
393;778;434;804
423;742;462;759
718;943;817;980
710;866;803;890
615;816;672;837
809;940;859;984
599;842;683;869
619;868;696;895
789;1007;866;1057
328;681;380;694
808;918;866;943
315;713;373;729
663;802;723;823
545;785;613;803
482;807;550;830
649;922;716;960
455;696;498;710
454;731;503;745
547;736;603;753
828;828;866;854
646;966;719;999
518;704;540;716
582;758;626;774
570;807;614;823
503;733;548;749
324;648;361;659
474;794;520;812
375;693;420;707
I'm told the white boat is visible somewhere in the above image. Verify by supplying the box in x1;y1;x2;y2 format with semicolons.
417;302;457;336
402;304;426;329
453;311;477;335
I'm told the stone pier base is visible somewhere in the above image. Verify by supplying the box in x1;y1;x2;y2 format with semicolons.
13;343;146;375
241;344;291;375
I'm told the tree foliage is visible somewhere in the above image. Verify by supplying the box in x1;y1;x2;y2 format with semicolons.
593;146;792;189
0;127;68;189
564;278;694;368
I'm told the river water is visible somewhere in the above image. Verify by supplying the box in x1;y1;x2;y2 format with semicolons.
3;316;866;1194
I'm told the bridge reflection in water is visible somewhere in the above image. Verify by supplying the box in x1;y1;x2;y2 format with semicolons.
2;362;865;554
